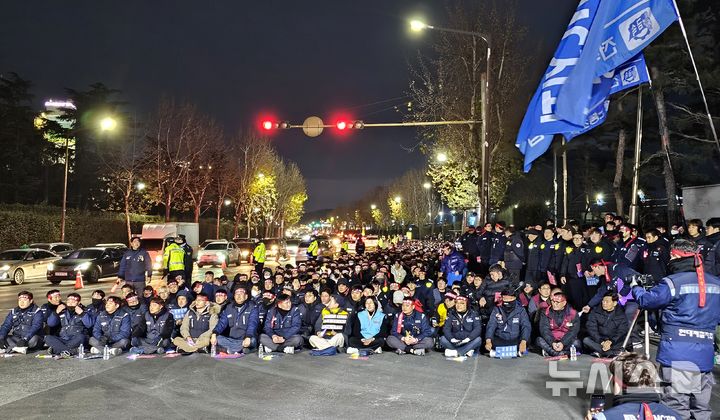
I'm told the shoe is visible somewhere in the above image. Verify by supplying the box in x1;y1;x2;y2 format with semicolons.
156;347;165;355
541;349;548;357
108;348;122;357
11;347;27;354
489;350;496;358
396;349;405;355
129;347;144;355
283;347;295;354
444;349;458;358
59;350;72;359
46;347;54;355
465;350;474;358
346;347;359;355
411;348;425;356
374;347;382;354
0;348;5;354
90;347;101;355
632;342;643;349
591;352;601;358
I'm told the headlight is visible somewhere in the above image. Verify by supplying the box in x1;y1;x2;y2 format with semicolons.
75;262;90;271
332;239;340;246
0;264;10;271
218;254;226;261
271;245;278;251
241;250;249;256
155;255;162;262
46;263;54;271
153;262;161;270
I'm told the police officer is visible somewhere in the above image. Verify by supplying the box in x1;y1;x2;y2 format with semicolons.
178;234;194;283
613;224;645;272
163;236;186;281
458;226;480;273
252;239;266;275
502;227;525;288
698;217;719;275
117;236;152;297
631;240;720;420
307;236;319;262
643;229;669;283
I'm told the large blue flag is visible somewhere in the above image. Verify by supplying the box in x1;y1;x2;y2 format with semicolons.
515;0;650;172
556;0;678;125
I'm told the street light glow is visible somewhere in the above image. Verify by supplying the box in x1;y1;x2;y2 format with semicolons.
136;182;145;191
224;199;232;206
370;204;377;210
99;116;117;131
438;211;444;217
436;152;448;162
423;182;431;189
545;200;550;206
409;20;429;32
394;196;402;203
257;173;265;179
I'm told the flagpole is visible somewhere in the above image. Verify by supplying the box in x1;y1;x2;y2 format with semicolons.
672;0;720;155
553;144;558;226
629;86;644;225
562;138;568;225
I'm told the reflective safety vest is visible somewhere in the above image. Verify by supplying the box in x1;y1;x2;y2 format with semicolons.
163;243;185;272
341;242;349;252
253;243;266;263
307;240;319;257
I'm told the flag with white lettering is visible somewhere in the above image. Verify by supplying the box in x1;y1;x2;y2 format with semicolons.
515;0;650;172
556;0;678;125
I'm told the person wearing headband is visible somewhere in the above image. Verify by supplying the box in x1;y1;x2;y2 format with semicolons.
536;290;581;358
386;295;434;356
631;239;720;420
0;291;43;354
171;292;220;354
440;295;482;358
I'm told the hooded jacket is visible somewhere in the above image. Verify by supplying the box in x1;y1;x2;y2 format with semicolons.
180;301;220;341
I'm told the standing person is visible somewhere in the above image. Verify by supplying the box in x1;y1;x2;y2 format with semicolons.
163;236;186;282
698;218;719;276
613;224;645;272
502;227;525;288
439;243;465;287
489;222;506;266
643;229;670;283
307;236;320;262
459;226;480;274
0;291;44;354
355;237;365;256
524;228;542;289
178;234;194;283
252;239;266;275
685;219;704;242
631;240;720;420
117;236;152;297
560;231;593;310
477;223;494;277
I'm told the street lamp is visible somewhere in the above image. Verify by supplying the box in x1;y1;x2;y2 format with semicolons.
370;204;377;210
436;152;448;163
136;182;146;191
423;182;431;189
394;196;402;203
99;116;118;132
257;173;265;179
224;199;232;206
410;19;492;224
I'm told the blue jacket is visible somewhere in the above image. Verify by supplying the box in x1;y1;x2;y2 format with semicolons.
47;307;93;340
485;303;531;343
489;232;506;265
263;306;302;338
613;237;645;272
632;260;720;372
118;248;152;282
215;301;260;339
91;310;131;343
477;231;493;260
440;251;466;277
141;309;174;343
0;304;44;340
390;310;433;340
503;233;525;270
592;395;680;420
588;264;639;308
442;308;482;342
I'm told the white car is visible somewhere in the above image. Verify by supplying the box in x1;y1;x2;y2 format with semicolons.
197;241;241;267
0;249;61;285
364;235;379;249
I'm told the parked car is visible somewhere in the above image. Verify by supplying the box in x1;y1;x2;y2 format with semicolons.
285;239;301;259
29;243;75;257
197;241;241;268
47;247;125;285
95;243;128;250
199;239;224;250
364;235;379;249
295;238;333;262
233;238;257;263
262;238;288;261
0;249;61;285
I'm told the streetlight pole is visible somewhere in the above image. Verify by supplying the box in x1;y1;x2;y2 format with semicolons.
60;137;70;242
410;20;491;223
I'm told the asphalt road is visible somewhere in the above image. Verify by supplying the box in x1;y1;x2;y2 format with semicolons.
0;260;283;313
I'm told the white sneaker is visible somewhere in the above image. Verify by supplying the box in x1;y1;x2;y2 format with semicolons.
411;348;425;356
283;346;295;354
489;350;496;358
374;347;382;354
109;348;122;357
465;350;474;358
11;347;27;354
346;347;359;355
90;347;101;355
0;348;6;354
444;349;458;358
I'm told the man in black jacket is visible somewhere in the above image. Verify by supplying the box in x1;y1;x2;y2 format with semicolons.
536;290;581;357
131;298;174;354
582;292;629;358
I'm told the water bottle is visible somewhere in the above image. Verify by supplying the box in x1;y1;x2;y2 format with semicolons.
210;343;217;357
78;344;85;359
570;345;577;361
103;345;110;360
258;344;265;359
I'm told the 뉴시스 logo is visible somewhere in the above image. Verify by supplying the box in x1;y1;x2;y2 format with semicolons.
622;8;660;50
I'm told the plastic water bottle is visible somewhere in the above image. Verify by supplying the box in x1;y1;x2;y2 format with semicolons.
570;345;577;361
258;344;265;359
78;344;85;359
210;343;217;357
103;345;110;360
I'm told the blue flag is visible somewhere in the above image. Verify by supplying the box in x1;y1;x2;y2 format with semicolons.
515;0;650;172
556;0;678;125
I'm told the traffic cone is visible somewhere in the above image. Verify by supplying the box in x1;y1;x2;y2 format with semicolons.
221;258;227;270
74;271;84;290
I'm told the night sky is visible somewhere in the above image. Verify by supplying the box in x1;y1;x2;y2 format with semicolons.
0;1;578;211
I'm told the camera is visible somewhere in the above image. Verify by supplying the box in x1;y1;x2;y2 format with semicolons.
629;274;655;290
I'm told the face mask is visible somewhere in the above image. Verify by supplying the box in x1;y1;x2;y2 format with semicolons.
502;301;515;311
92;298;103;306
670;229;679;235
251;290;260;298
263;273;271;279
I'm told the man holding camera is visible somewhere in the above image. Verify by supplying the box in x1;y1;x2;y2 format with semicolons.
631;239;720;420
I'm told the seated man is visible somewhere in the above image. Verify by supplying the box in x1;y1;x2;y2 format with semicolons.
89;296;131;356
310;295;350;353
45;293;92;356
0;291;44;354
484;289;531;357
211;286;259;355
171;293;220;354
123;292;148;339
583;292;629;358
386;296;434;356
588;353;680;420
259;293;303;354
347;296;388;354
536;290;581;357
439;295;483;357
130;297;174;354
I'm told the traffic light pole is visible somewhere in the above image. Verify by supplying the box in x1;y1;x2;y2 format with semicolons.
282;120;479;129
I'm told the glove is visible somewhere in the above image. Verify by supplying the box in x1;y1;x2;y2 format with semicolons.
459;338;470;345
450;338;460;344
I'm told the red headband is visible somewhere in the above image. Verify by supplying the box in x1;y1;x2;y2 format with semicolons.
671;250;706;307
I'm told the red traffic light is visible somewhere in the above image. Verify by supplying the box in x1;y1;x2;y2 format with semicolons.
262;120;274;130
336;120;348;130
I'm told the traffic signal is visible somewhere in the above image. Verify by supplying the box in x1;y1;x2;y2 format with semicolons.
261;120;291;131
335;120;364;130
